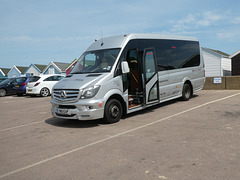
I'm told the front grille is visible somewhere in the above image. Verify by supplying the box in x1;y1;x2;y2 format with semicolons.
55;113;75;117
59;105;76;109
53;89;80;102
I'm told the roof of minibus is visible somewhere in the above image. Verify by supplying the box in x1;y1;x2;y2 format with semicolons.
86;33;199;52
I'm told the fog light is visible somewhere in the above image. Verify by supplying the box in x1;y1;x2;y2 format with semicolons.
87;106;94;110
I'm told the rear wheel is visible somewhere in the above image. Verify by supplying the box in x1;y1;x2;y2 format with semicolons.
0;89;6;97
103;99;122;123
182;83;192;101
40;88;50;97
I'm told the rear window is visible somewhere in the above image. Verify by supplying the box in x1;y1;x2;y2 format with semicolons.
44;76;64;81
29;76;40;82
15;77;27;83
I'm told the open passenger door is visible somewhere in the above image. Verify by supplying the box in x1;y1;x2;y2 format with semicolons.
143;49;159;105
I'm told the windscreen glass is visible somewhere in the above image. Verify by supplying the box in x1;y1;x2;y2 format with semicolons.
71;48;120;74
0;78;13;85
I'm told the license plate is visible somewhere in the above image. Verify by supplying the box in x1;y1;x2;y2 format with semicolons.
15;85;19;88
28;89;32;92
57;108;69;115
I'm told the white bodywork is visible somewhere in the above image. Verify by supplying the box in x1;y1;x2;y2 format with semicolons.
26;74;64;96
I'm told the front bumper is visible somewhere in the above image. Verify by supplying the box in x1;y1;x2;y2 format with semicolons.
51;98;105;120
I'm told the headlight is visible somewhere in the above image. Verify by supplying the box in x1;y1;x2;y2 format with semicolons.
81;85;100;99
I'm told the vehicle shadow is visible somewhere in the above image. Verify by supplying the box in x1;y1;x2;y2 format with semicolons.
45;118;101;128
45;94;199;127
9;94;48;98
122;94;199;119
23;95;51;98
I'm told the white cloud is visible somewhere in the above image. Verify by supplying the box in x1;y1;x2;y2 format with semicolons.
179;14;197;24
170;10;240;36
173;11;224;31
203;11;222;22
231;16;240;24
3;36;33;41
217;32;234;39
197;11;223;26
216;30;240;42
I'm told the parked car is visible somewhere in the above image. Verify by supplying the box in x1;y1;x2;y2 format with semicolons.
0;77;7;83
13;77;31;96
26;74;64;97
0;78;16;97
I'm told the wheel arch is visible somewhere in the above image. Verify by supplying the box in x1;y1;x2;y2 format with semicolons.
0;87;7;91
106;94;127;117
40;87;50;91
184;80;193;96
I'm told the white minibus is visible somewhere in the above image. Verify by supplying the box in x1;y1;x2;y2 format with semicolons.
51;33;205;123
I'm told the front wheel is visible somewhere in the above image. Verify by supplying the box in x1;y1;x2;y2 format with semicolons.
40;88;50;97
103;99;122;123
0;89;6;97
182;83;192;101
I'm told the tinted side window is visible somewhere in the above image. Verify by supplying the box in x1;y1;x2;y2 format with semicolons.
10;78;18;84
44;76;54;81
121;39;200;71
56;76;64;81
145;50;156;81
157;40;200;70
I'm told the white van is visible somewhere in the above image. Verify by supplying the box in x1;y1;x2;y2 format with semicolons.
51;33;205;123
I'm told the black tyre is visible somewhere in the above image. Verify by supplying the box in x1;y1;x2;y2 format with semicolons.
0;89;6;97
182;83;192;101
40;87;50;97
103;99;122;123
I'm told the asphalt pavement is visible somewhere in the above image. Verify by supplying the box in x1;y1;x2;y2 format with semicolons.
0;90;240;180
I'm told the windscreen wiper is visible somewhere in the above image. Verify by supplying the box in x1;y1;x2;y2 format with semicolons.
71;72;85;74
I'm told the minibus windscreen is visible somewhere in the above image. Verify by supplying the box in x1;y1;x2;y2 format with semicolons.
71;48;120;74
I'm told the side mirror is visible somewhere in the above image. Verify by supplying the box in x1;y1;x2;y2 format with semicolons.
121;61;130;74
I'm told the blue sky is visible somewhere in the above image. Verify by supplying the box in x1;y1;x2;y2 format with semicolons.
1;0;240;68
